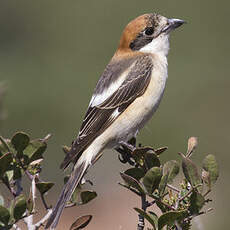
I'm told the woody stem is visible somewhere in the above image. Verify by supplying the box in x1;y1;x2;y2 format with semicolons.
137;194;147;230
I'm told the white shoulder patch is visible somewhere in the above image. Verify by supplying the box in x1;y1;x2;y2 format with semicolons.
89;62;135;107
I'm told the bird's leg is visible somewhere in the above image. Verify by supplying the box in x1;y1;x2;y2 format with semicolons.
115;137;136;165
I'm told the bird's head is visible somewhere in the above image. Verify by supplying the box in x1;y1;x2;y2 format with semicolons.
116;13;184;57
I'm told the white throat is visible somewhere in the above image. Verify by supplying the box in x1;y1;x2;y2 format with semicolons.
139;34;170;56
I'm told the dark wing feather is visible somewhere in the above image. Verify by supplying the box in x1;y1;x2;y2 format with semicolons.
60;54;153;169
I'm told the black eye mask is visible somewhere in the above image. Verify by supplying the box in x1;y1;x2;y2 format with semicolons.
129;30;154;51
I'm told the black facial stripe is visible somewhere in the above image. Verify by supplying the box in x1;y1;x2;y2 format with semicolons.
129;33;153;51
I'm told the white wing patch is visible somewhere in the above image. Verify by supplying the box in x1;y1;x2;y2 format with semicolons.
111;108;120;119
89;62;135;107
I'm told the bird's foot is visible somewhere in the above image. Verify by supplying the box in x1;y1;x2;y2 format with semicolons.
116;138;136;166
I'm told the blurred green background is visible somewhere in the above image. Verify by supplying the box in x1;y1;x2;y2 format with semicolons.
0;0;229;229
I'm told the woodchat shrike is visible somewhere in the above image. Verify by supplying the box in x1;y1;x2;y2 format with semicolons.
46;13;184;229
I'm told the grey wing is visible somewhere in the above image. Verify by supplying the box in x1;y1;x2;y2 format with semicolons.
60;54;153;169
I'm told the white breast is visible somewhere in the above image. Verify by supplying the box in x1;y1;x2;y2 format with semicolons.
134;53;168;128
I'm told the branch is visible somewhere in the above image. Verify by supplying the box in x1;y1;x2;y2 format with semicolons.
34;209;52;229
25;171;50;210
12;224;22;230
15;178;23;196
23;215;35;230
179;184;202;202
167;184;180;193
137;194;147;230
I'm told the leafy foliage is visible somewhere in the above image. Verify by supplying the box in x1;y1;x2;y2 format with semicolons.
118;137;219;230
0;132;51;228
0;132;96;230
0;131;219;230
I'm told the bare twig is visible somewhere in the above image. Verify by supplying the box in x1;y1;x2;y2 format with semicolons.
203;189;211;197
167;184;180;193
34;209;52;229
146;200;156;207
30;175;37;212
65;202;77;208
25;170;34;181
23;215;35;230
40;134;52;143
137;194;147;230
150;194;176;211
12;224;22;230
25;171;50;210
179;184;202;202
22;173;52;230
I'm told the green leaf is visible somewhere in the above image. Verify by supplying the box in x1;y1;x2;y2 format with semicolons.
144;152;161;171
132;147;155;166
69;215;92;230
80;191;97;204
11;132;30;154
148;211;158;230
158;172;169;196
120;172;145;194
181;156;201;187
158;210;187;230
0;153;13;177
156;200;168;213
5;170;13;182
124;168;145;181
71;185;81;203
202;154;219;185
143;167;162;194
13;195;27;221
0;205;10;225
8;200;15;224
163;160;180;183
134;208;158;229
189;191;205;214
24;140;47;163
36;182;54;194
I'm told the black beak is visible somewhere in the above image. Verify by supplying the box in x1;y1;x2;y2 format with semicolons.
162;18;185;33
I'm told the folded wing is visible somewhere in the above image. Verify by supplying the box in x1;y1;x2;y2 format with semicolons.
60;54;153;169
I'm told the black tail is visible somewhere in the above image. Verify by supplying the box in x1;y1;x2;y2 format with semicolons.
45;161;88;229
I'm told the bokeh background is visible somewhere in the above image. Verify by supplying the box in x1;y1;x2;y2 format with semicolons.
0;0;229;229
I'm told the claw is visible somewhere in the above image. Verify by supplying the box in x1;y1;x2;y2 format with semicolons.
118;153;127;164
116;142;136;165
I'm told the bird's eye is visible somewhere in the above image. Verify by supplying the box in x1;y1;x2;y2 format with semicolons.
145;27;154;35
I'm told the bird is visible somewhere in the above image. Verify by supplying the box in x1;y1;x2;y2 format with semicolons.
45;13;184;229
